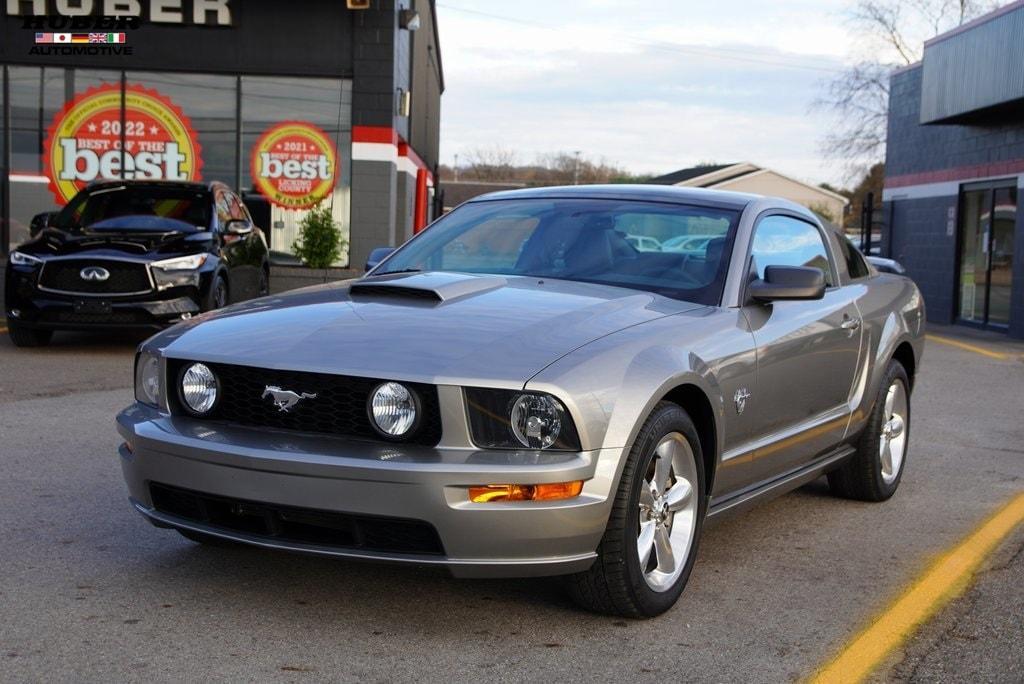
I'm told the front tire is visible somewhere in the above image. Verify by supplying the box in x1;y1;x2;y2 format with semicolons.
828;359;911;501
203;273;228;312
568;402;706;618
7;325;53;348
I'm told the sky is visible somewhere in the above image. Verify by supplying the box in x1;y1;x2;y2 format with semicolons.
434;0;863;188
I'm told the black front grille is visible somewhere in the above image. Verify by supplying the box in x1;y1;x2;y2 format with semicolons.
150;483;445;555
168;360;443;446
39;259;151;294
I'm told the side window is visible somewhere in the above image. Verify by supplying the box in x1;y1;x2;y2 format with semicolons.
214;189;233;230
750;215;835;286
225;192;247;221
839;235;871;279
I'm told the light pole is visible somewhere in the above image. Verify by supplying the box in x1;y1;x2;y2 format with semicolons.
573;150;581;185
454;153;459;182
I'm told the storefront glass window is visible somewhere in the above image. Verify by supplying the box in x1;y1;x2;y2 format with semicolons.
241;77;352;265
128;72;238;187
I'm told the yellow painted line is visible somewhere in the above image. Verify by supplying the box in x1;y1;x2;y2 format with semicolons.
811;492;1024;684
925;334;1009;360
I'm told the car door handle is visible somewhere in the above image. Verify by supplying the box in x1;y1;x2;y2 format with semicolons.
841;317;861;331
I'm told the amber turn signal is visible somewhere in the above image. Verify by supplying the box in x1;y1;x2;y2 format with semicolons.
469;481;584;503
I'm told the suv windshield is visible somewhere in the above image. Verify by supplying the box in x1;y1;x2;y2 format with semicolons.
55;185;212;231
373;198;740;304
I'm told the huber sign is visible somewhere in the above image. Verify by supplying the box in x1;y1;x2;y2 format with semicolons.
250;121;338;210
43;83;201;204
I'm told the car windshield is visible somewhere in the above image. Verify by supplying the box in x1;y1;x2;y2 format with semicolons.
373;198;740;305
55;185;212;231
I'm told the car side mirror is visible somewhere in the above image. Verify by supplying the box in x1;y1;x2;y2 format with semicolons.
365;246;396;272
29;211;57;237
224;218;253;236
749;266;826;302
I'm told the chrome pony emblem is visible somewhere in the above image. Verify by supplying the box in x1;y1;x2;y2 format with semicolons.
80;266;110;281
734;388;751;415
262;385;317;412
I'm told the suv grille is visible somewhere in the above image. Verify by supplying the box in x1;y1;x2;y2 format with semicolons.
39;259;151;295
167;360;443;446
150;483;445;555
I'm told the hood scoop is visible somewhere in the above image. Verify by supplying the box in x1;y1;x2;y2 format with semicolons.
350;272;507;303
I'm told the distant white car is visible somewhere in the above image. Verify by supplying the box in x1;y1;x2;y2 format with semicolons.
624;234;662;252
662;234;716;254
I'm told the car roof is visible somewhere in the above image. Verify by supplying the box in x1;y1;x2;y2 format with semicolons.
464;184;763;210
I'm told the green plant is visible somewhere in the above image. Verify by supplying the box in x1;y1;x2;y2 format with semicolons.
291;204;347;269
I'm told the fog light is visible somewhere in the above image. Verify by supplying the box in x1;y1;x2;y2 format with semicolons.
469;481;584;503
180;362;218;414
368;382;419;437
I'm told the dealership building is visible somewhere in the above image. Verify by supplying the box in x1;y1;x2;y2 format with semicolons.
883;0;1024;338
0;0;443;270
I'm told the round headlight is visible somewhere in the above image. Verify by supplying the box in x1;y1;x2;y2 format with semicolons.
368;382;418;437
180;363;218;414
510;394;564;449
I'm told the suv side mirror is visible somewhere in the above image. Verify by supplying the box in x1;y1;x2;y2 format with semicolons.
224;218;253;236
749;265;826;302
29;211;57;237
365;246;396;272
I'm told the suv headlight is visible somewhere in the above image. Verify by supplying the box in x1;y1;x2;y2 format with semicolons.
151;254;207;290
10;250;43;267
465;388;581;451
152;254;207;271
134;351;165;409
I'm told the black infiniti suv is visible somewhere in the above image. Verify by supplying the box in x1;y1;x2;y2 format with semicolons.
5;180;270;347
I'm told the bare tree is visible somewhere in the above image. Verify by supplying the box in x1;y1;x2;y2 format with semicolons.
462;146;519;181
818;0;997;178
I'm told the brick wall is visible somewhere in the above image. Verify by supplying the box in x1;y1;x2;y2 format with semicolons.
887;66;1024;178
886;195;959;324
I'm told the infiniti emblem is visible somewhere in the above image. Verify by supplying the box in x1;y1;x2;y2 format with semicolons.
80;266;110;282
262;385;317;413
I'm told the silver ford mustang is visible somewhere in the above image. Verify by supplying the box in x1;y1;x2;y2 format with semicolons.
118;185;925;617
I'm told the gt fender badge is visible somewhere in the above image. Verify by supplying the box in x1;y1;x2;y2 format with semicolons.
734;388;751;415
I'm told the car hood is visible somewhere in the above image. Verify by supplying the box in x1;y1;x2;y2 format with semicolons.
20;223;211;259
149;272;705;386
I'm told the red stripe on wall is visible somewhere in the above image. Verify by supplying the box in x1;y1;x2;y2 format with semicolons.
885;159;1024;189
352;125;399;144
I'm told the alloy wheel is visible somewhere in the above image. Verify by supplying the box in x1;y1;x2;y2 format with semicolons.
637;432;699;592
878;379;908;484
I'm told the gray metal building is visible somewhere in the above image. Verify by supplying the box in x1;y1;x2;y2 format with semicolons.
0;0;444;270
883;0;1024;338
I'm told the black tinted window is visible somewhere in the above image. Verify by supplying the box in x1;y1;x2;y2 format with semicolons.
750;216;834;286
839;235;871;279
56;185;211;230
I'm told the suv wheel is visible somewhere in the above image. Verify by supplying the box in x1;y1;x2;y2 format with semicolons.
567;401;706;618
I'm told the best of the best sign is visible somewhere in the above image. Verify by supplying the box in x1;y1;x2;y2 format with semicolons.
42;83;202;204
250;121;338;210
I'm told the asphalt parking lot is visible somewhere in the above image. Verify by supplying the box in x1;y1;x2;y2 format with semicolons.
1;325;1022;682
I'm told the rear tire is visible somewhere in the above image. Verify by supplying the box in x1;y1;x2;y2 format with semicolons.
828;359;911;501
7;325;53;348
567;401;706;618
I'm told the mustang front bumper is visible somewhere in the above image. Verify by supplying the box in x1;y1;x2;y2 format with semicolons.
116;403;622;578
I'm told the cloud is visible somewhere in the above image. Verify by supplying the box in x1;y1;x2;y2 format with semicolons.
437;1;856;186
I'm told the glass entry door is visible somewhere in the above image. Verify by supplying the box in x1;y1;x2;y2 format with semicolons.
958;184;1017;328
